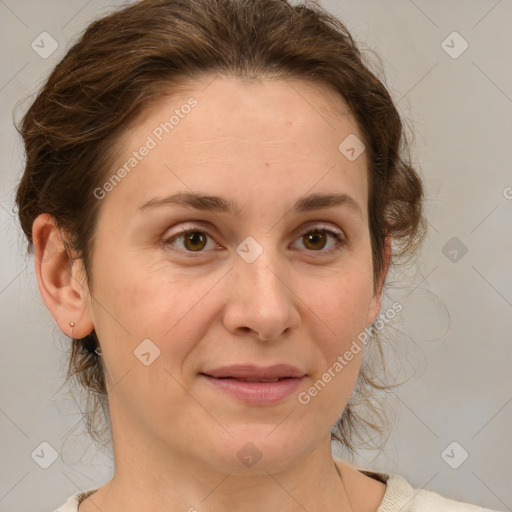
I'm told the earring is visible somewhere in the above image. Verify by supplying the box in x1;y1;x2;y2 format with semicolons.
69;321;101;356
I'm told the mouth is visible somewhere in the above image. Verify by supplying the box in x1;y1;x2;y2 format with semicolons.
199;364;306;405
201;363;306;380
201;376;293;383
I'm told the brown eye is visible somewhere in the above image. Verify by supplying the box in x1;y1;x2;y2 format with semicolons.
183;231;208;251
302;231;327;251
293;227;345;253
164;228;216;253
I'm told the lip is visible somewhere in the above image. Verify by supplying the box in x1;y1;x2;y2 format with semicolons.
202;364;306;380
200;364;306;405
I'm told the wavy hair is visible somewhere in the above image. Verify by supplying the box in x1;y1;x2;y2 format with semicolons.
14;0;425;455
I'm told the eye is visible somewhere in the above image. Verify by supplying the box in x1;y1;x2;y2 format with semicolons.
163;224;346;255
292;225;346;253
164;227;218;253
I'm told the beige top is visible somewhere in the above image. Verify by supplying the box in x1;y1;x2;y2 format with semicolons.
55;469;502;512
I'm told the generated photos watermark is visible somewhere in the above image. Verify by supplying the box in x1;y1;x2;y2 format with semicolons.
93;97;198;200
297;301;402;405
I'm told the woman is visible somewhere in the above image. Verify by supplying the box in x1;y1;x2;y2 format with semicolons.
14;0;500;511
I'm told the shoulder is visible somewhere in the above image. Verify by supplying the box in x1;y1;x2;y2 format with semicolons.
54;489;98;512
370;471;500;512
334;459;501;512
402;484;501;512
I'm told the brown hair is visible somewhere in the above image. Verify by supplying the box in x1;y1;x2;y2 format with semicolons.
14;0;425;455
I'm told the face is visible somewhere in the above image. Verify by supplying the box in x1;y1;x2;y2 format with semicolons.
80;75;383;473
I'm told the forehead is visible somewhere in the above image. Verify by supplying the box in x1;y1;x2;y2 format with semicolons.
102;75;368;216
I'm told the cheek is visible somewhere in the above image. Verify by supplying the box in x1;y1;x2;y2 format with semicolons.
299;344;363;433
306;270;375;340
300;271;372;412
97;266;218;367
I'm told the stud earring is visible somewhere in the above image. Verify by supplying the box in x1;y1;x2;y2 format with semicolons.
69;321;101;356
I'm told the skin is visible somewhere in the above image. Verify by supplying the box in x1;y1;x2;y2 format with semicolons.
33;75;389;512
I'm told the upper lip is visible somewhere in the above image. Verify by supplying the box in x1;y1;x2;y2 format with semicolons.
201;364;306;379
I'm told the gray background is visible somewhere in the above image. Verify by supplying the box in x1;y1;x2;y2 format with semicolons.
1;1;511;511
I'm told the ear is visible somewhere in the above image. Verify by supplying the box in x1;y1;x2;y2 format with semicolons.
32;213;94;338
366;235;391;325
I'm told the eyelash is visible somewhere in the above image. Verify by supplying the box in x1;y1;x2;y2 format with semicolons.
163;224;346;256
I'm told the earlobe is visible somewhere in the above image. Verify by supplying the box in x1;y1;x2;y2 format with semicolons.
32;213;94;338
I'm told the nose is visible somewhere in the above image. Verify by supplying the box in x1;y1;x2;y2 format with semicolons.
222;250;301;341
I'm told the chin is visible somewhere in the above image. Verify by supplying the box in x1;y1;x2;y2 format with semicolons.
208;424;311;475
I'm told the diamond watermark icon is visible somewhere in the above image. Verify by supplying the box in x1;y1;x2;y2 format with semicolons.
31;441;58;469
236;236;263;263
134;338;161;366
441;441;469;469
441;31;468;59
338;133;365;161
442;236;468;263
237;442;263;468
31;32;58;59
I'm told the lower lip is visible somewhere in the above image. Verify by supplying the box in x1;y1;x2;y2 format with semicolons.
200;374;305;405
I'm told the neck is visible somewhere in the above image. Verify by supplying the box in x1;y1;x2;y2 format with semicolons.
83;423;354;512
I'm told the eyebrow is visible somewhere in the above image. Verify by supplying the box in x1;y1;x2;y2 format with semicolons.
138;191;363;218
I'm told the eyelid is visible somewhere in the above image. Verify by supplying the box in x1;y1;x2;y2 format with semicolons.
163;222;347;255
